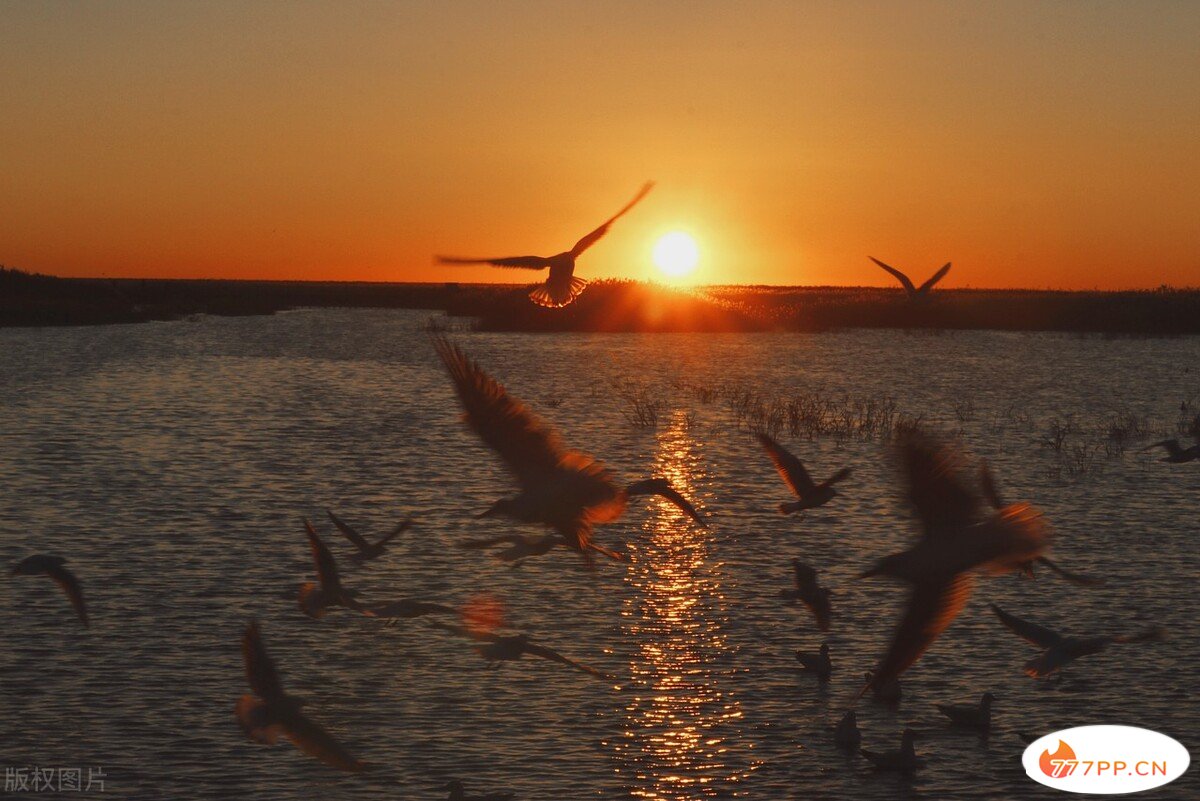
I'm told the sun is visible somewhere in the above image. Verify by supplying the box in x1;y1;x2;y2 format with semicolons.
653;232;699;278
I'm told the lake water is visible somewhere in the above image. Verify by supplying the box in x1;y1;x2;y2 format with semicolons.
1;309;1197;800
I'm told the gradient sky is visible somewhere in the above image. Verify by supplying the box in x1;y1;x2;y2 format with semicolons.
1;1;1197;288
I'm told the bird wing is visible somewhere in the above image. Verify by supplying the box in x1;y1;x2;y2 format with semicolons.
989;604;1063;648
437;255;551;270
523;642;613;680
899;431;982;539
1112;627;1165;645
917;262;951;293
377;517;413;547
1145;439;1182;457
979;461;1004;510
282;711;369;772
823;467;853;487
426;619;502;643
1035;557;1105;587
242;619;286;702
624;477;706;526
45;562;89;628
792;560;818;591
326;510;370;552
432;336;568;488
862;573;974;696
569;182;655;257
304;520;343;594
757;433;816;495
870;257;917;294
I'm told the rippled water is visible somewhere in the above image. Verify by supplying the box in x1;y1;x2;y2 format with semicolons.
1;309;1197;800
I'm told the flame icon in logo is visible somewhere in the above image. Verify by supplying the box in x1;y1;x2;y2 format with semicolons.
1040;740;1078;778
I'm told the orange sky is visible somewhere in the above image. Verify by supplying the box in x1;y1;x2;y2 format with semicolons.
1;2;1197;289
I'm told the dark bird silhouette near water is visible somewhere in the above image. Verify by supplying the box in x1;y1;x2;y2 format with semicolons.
326;509;411;563
937;692;995;730
365;599;456;622
863;671;901;704
870;257;951;302
861;728;925;773
235;619;368;772
299;520;365;618
795;642;832;681
858;432;1048;698
459;532;584;566
433;336;705;566
430;621;613;680
757;433;851;513
437;182;654;308
1142;437;1200;463
444;779;516;801
990;604;1164;678
780;558;832;632
833;710;861;750
978;461;1104;587
11;554;89;628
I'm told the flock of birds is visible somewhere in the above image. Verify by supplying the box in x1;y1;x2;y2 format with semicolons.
8;185;1193;796
11;328;1185;795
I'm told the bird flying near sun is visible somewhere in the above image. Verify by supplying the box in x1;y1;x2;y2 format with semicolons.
653;231;699;279
437;182;654;308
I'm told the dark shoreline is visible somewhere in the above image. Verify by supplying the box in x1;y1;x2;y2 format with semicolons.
2;270;1199;336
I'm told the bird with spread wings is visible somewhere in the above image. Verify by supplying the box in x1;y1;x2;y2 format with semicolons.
438;182;654;308
433;336;705;567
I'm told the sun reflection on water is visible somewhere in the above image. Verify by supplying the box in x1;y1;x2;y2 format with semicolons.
612;411;756;799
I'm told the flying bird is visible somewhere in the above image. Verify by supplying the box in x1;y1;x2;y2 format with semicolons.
990;604;1164;678
430;621;613;680
978;462;1104;587
779;558;831;632
870;257;951;302
858;432;1048;698
861;728;925;773
433;337;705;566
11;554;88;628
445;779;515;801
326;509;411;562
936;692;995;730
298;520;365;619
795;643;832;682
365;599;456;622
757;433;851;513
235;619;368;772
1142;438;1200;463
459;532;595;566
437;182;654;308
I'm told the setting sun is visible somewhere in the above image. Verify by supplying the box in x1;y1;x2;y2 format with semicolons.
653;232;699;278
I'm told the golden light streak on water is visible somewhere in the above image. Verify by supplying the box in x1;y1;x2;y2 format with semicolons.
613;410;756;799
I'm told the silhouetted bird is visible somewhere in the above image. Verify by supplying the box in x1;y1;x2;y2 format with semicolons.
11;554;88;628
430;621;613;680
861;728;924;772
779;558;831;632
235;619;367;771
795;642;832;682
326;509;411;562
833;710;861;750
937;692;995;730
990;604;1163;678
870;257;950;302
298;520;365;618
859;432;1048;698
365;599;456;622
445;779;515;801
979;461;1104;587
437;182;654;308
1142;438;1200;463
757;433;850;513
433;337;704;566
